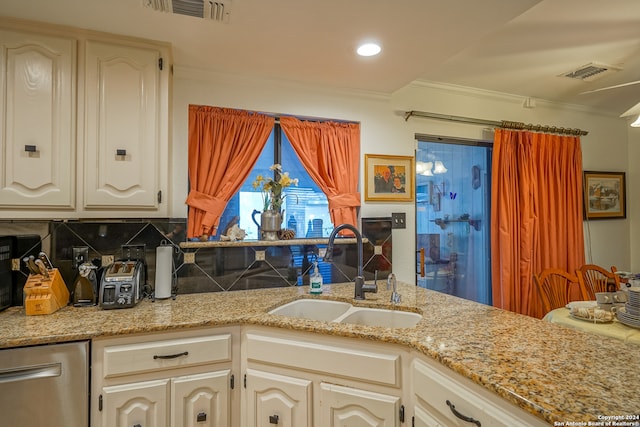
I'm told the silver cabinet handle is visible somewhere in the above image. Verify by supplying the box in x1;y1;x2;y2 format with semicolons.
0;363;61;384
24;145;37;152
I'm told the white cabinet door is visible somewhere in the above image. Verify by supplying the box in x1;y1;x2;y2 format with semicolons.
84;39;163;210
102;379;169;427
413;404;446;427
172;370;231;427
245;368;312;427
319;382;399;427
0;29;75;208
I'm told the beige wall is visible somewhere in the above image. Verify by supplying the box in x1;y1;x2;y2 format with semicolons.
171;67;636;283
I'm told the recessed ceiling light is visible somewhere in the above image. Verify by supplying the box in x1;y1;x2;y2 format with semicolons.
357;43;381;57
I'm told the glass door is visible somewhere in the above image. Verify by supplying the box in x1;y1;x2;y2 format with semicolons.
415;137;492;305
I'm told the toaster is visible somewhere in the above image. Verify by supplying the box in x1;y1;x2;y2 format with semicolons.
99;260;145;309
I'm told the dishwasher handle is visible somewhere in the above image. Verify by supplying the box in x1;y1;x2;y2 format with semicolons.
0;363;62;384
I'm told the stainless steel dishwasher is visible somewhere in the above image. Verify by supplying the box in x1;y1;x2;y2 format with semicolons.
0;341;89;427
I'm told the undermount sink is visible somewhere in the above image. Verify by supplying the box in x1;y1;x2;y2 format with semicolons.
335;307;422;328
269;299;352;322
269;298;422;328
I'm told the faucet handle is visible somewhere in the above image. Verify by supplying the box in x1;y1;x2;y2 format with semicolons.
387;273;396;290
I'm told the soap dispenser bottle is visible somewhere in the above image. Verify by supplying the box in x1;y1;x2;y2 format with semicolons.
310;260;323;294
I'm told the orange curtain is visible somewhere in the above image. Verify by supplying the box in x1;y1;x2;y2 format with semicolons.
280;117;361;230
491;129;585;318
186;106;274;240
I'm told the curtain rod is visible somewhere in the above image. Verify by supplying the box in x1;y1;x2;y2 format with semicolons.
404;110;588;136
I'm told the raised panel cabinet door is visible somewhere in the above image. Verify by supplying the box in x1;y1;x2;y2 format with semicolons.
172;370;231;427
244;368;312;427
0;29;76;208
101;379;169;427
84;40;161;209
413;404;446;427
319;382;399;427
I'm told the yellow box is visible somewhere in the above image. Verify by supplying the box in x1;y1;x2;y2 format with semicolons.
24;269;69;315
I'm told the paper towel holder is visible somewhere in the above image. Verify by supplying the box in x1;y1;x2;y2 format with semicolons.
153;242;177;301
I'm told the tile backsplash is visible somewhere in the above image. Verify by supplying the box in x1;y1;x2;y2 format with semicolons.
1;217;392;303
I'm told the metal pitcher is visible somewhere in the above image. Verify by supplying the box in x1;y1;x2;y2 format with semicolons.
252;209;282;240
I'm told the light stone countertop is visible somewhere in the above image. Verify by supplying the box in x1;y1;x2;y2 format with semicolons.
1;282;639;425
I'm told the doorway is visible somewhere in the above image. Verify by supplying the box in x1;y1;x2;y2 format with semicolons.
415;136;492;305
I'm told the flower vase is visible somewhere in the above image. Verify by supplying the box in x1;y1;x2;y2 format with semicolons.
260;210;282;240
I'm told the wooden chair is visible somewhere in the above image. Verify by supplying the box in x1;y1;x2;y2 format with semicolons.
576;264;620;299
533;268;591;315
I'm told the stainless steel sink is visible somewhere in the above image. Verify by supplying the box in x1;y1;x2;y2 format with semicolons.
269;299;352;321
269;298;422;328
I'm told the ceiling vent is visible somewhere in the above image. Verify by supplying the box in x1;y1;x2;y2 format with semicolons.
560;62;621;82
143;0;232;22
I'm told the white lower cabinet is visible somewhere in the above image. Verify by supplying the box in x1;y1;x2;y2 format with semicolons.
245;368;312;426
102;379;169;427
319;382;399;427
411;355;548;427
92;327;240;427
241;326;404;427
90;325;550;427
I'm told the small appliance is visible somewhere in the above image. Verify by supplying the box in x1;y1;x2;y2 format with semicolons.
99;260;145;309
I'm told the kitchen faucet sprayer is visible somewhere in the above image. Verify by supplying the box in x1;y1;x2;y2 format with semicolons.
324;224;377;300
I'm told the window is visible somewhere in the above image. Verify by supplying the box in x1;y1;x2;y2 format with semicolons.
214;123;333;240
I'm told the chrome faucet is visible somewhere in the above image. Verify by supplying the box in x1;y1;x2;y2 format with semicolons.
387;273;401;304
324;224;377;300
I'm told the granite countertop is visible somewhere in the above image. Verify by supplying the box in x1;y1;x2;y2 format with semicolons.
1;282;639;424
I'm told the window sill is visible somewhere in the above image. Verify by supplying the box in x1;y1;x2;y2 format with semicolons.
179;237;367;249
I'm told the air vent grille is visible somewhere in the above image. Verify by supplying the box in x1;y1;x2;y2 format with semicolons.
561;62;621;82
143;0;231;22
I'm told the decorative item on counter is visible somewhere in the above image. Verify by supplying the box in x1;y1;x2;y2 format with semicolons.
220;224;247;241
279;228;295;240
251;164;298;240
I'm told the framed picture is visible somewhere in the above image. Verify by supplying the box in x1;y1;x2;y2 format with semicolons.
583;171;626;220
364;154;414;202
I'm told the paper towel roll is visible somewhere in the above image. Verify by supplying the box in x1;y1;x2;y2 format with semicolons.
155;245;173;299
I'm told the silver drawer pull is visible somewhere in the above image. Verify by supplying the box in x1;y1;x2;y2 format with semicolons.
446;400;481;427
153;351;188;360
24;145;37;153
0;363;61;384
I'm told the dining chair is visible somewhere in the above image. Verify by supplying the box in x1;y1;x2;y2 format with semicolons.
576;264;620;299
533;268;591;315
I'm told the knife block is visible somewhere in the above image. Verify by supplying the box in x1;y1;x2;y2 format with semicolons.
24;269;69;315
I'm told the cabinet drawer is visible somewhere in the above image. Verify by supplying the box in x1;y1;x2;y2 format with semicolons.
413;358;545;427
246;332;400;387
102;334;232;378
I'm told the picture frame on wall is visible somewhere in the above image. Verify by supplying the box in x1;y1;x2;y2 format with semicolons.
583;171;626;220
364;154;414;202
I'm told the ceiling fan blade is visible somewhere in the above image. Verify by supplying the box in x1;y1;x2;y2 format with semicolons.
580;79;640;95
620;100;640;118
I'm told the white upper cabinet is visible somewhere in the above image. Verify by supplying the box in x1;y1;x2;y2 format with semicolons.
0;28;76;209
0;18;171;218
83;40;166;212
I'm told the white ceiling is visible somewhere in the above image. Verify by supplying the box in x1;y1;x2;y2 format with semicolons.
3;0;640;117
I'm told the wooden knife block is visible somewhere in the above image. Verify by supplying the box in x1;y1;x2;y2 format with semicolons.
24;269;69;315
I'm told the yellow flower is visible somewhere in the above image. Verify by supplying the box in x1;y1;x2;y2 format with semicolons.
252;164;298;212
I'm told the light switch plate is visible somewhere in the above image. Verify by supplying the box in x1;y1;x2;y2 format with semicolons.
184;252;195;264
255;250;266;261
391;212;406;229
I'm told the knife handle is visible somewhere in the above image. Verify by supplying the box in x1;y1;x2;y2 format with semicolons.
34;259;50;279
38;252;54;269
